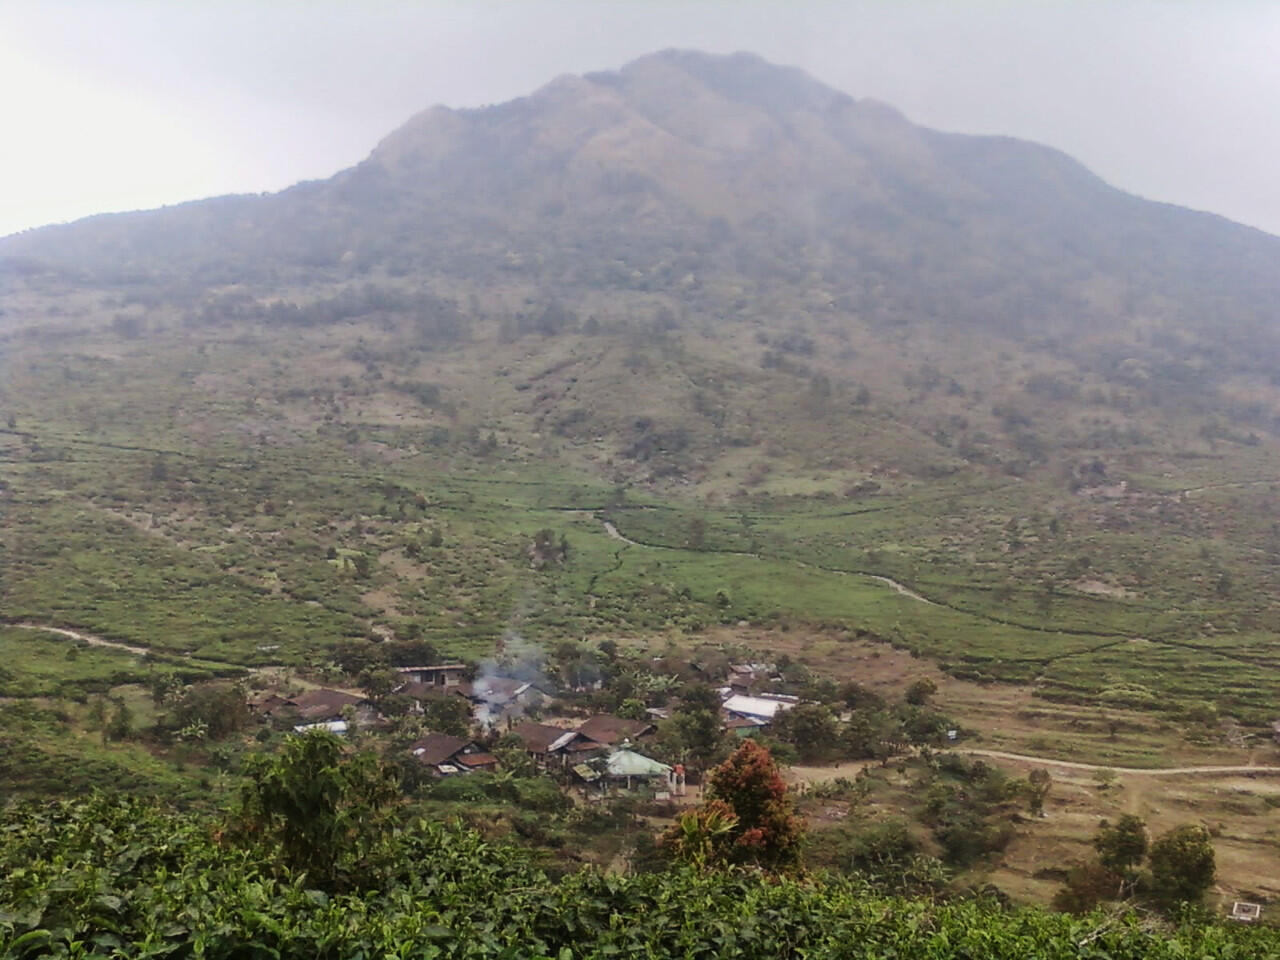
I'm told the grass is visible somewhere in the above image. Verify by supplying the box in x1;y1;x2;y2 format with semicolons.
3;308;1280;733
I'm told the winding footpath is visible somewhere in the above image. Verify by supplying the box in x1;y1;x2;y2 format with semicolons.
599;516;934;605
10;622;149;656
960;748;1280;777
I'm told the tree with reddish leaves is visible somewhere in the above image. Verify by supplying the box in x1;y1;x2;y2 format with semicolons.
701;739;804;870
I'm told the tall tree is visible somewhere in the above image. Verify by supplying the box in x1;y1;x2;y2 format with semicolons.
235;732;401;891
702;739;804;870
1094;815;1148;873
1148;824;1216;906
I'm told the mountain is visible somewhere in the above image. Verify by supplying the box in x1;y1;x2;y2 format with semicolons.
8;52;1280;901
6;50;1279;348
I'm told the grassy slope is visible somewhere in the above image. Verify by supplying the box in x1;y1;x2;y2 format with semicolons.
3;296;1280;730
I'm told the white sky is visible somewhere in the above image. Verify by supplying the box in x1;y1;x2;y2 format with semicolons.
2;0;1279;238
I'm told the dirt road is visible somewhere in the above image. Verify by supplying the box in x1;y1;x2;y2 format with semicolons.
10;622;150;656
780;749;1280;789
960;748;1280;777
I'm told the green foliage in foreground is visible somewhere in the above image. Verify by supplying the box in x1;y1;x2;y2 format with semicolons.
2;796;1277;959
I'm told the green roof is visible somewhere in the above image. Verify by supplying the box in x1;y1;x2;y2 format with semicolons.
605;749;671;778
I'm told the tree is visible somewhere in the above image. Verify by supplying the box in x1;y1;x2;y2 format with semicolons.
235;732;401;891
702;740;804;870
771;703;838;763
1148;824;1216;906
678;683;722;714
171;683;251;740
656;690;726;773
662;801;738;870
148;672;182;709
333;638;390;676
87;695;109;746
838;681;885;712
108;698;134;742
904;678;937;706
492;731;535;777
1094;814;1148;873
1052;862;1124;914
617;698;648;721
357;666;399;702
1025;768;1052;817
421;694;472;738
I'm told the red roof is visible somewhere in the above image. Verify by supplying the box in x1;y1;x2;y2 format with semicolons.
577;713;655;746
511;721;580;754
409;733;474;766
289;688;366;721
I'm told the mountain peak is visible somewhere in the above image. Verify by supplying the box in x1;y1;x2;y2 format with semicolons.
610;48;856;117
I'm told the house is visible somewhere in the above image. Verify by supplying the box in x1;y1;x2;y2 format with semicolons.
294;719;350;735
576;713;655;748
248;691;293;715
722;693;800;725
409;733;498;775
289;688;372;722
726;662;773;692
509;721;593;766
398;680;471;714
266;688;376;730
723;714;769;738
459;676;550;726
574;748;675;795
396;664;468;688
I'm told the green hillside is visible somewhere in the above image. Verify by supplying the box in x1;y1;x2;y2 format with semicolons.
3;50;1280;725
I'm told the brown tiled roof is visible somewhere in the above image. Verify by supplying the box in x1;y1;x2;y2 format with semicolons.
290;688;366;721
409;733;473;767
456;752;497;768
577;714;655;746
511;721;578;754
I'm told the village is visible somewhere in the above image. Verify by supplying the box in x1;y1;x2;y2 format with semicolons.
247;648;847;803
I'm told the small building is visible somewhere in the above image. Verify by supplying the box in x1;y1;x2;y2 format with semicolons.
397;664;468;688
723;713;769;738
574;748;676;795
1230;902;1262;923
509;721;592;766
294;719;349;735
577;713;656;748
726;662;772;692
399;681;471;714
270;688;376;729
460;676;551;727
409;732;496;775
722;693;800;725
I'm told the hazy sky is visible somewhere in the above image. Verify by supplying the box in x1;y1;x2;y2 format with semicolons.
2;1;1279;238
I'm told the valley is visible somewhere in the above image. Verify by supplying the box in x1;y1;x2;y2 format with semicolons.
2;49;1279;923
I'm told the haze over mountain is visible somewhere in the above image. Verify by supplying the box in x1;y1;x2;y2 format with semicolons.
5;48;1280;485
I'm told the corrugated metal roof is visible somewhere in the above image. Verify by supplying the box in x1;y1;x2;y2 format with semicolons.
722;694;799;720
605;749;671;777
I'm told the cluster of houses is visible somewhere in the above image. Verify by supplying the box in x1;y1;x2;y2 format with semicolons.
411;711;684;795
250;659;808;797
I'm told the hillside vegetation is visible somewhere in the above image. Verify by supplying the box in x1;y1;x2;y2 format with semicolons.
2;53;1280;783
3;751;1278;959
